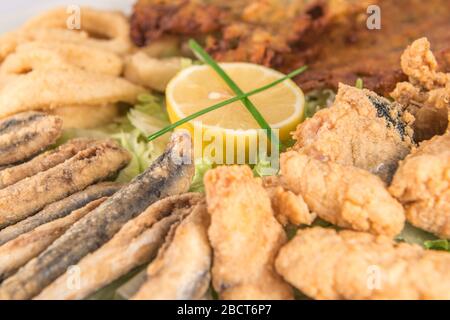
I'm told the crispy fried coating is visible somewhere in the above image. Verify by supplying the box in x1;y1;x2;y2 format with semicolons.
389;133;450;239
293;84;415;182
281;152;405;237
204;165;293;300
391;38;450;141
0;140;130;229
0;112;62;166
275;227;450;299
132;197;211;300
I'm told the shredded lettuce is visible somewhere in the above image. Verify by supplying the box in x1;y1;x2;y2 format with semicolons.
189;158;213;193
424;239;450;252
304;89;336;118
252;158;275;177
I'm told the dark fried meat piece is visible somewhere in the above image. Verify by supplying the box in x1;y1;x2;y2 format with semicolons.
292;84;415;182
0;131;194;300
0;182;121;246
0;138;95;189
0;112;62;166
0;140;130;229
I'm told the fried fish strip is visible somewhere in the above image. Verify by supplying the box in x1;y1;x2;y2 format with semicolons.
0;138;94;189
0;182;121;246
280;152;405;237
275;227;450;300
36;193;203;300
0;131;194;300
0;140;130;229
204;166;293;300
292;84;415;182
132;199;211;300
389;133;450;239
0;112;62;166
0;198;106;282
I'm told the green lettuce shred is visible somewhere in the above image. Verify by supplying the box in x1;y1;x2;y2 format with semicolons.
189;158;213;193
304;89;336;118
424;239;450;252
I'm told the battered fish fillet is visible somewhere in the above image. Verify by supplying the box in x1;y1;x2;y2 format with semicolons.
204;166;293;300
0;138;94;189
292;84;415;182
0;182;121;246
0;198;106;282
389;133;450;239
391;38;450;141
0;68;145;119
37;193;203;300
132;198;211;300
281;152;405;237
0;112;62;166
275;227;450;299
0;131;194;300
0;140;130;229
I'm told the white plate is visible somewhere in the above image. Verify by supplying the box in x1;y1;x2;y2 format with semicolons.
0;0;134;33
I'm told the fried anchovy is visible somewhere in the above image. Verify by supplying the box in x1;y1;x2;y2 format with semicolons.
0;140;130;229
0;131;194;299
0;182;121;246
0;112;63;166
36;193;203;300
0;198;106;282
0;138;95;189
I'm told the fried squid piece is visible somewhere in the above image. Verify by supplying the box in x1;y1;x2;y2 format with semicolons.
0;112;62;166
389;133;450;239
276;227;450;300
132;197;211;300
280;152;405;237
37;193;203;300
293;84;415;182
204;166;293;300
391;37;450;141
0;140;130;229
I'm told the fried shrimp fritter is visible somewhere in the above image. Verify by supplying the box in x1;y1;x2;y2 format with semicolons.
0;140;130;229
204;166;293;300
280;152;405;237
293;84;415;182
389;133;450;239
391;38;450;141
275;227;450;300
0;112;62;166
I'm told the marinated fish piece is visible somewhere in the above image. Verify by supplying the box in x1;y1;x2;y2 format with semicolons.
280;152;405;237
132;199;211;300
292;84;415;182
0;112;62;166
0;138;94;189
0;182;121;246
204;166;293;300
275;227;450;300
36;193;203;300
0;198;106;282
0;140;130;229
0;131;194;300
389;133;450;239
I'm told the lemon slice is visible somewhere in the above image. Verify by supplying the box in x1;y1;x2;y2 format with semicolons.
166;62;305;162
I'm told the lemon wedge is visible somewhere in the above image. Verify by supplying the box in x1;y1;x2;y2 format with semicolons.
166;62;305;162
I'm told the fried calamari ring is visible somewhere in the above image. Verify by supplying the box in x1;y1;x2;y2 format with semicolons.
49;104;121;129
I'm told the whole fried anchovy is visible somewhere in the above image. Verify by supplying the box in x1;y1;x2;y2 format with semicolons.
0;131;194;300
0;112;63;166
0;140;130;229
0;182;121;246
0;138;96;190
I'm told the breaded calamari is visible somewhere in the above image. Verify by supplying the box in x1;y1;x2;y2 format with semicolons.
0;131;194;300
293;84;415;182
0;112;62;166
132;197;211;300
0;140;130;229
0;198;105;282
204;166;293;300
280;152;405;237
275;227;450;299
36;193;203;300
389;133;450;239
